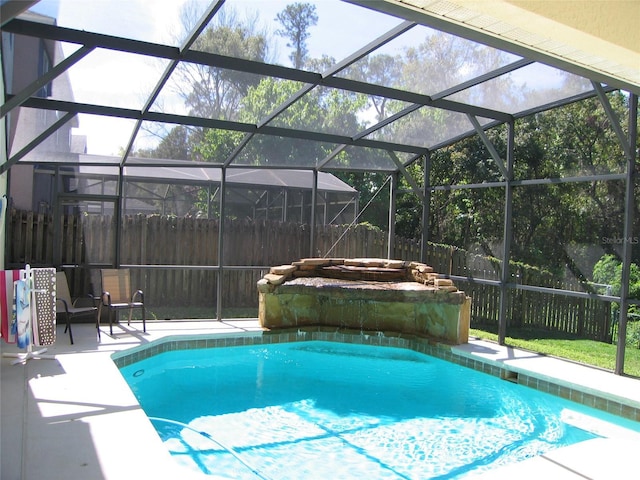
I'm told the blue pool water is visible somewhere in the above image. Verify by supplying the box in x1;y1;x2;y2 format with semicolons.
119;341;638;479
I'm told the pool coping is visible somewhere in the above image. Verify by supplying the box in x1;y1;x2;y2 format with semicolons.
112;327;640;423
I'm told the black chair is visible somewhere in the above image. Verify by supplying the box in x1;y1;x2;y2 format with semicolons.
55;272;98;344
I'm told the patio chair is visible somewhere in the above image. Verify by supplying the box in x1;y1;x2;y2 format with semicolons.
55;271;98;344
100;269;146;335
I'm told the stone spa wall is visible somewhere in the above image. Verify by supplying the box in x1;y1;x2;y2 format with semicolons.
258;258;471;344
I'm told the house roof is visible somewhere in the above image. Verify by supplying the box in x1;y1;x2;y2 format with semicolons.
76;157;357;193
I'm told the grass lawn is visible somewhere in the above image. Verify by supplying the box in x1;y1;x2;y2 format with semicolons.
470;327;640;378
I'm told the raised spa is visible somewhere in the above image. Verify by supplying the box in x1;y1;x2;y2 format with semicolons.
258;258;471;344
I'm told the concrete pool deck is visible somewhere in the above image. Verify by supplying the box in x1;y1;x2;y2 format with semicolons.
1;320;639;480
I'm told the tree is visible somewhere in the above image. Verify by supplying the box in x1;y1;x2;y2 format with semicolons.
427;131;506;259
343;53;402;122
402;32;514;104
275;2;318;69
135;125;190;161
348;31;517;235
138;5;273;163
423;91;638;282
176;10;270;120
131;4;277;216
510;93;634;276
593;253;640;309
227;76;366;166
336;170;391;229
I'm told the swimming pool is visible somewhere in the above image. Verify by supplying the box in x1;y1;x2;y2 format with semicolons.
119;340;639;479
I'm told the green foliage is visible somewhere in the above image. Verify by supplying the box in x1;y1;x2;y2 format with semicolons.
593;254;622;292
421;92;638;280
179;12;270;120
336;172;390;229
627;321;640;348
195;129;245;163
355;221;383;233
508;94;632;274
593;254;640;349
395;193;421;238
238;78;300;121
593;254;640;306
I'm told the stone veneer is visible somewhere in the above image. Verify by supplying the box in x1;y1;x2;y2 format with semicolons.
257;257;472;344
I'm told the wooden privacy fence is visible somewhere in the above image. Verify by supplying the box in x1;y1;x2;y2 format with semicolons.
8;210;611;341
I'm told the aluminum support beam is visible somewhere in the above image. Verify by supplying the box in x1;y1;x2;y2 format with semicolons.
346;0;639;96
216;166;226;321
432;58;533;101
310;170;318;256
592;82;631;156
283;189;288;223
427;88;615;153
225;20;416;167
430;172;628;191
52;166;61;266
498;121;515;344
16;96;426;156
615;93;638;375
592;84;639;375
468;114;508;179
0;0;39;26
388;151;424;201
317;104;423;169
3;18;513;122
261;20;416;130
0;46;93;119
420;153;431;264
121;0;226;166
1;111;76;174
387;172;398;259
114;166;124;267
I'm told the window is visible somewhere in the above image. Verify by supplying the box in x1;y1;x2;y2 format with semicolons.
36;39;52;98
